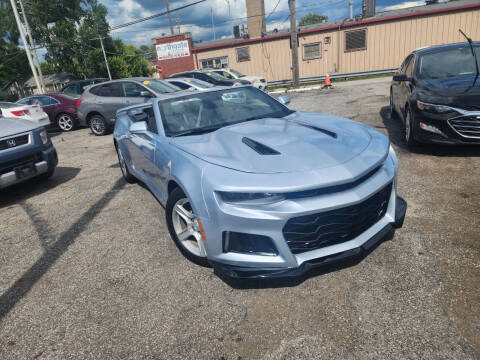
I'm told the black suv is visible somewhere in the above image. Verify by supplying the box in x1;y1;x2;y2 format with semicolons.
390;42;480;147
169;70;250;87
61;78;107;96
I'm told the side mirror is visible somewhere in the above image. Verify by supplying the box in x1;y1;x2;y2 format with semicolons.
277;95;290;106
393;73;411;82
140;91;152;97
129;121;148;133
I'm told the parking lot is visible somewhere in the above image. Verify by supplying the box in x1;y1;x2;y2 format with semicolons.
1;77;479;359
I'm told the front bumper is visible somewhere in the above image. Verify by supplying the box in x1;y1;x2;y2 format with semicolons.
211;197;406;279
0;143;58;189
411;107;480;145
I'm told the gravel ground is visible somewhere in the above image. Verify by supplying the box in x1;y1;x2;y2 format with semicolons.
1;77;479;360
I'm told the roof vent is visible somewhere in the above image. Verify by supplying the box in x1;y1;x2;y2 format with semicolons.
242;137;280;155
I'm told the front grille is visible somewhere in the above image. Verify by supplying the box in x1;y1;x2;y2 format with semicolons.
283;183;392;254
448;116;480;138
0;152;43;175
0;134;29;151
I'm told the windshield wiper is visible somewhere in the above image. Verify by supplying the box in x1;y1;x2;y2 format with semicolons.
171;126;222;137
459;29;479;90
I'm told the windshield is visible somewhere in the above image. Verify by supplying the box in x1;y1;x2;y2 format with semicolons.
144;79;180;93
159;87;293;136
204;71;230;81
229;69;245;78
189;79;214;89
417;46;480;79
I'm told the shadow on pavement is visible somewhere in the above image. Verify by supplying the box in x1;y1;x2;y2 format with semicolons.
217;229;396;289
0;177;126;320
0;167;81;209
380;106;480;157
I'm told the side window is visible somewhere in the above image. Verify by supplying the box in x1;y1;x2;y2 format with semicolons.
400;55;412;73
63;85;76;94
89;85;102;95
170;81;191;90
144;107;157;134
31;96;51;106
219;71;233;79
98;83;123;97
124;82;147;97
404;56;415;77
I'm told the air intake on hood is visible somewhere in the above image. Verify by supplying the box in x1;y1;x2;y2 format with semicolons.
289;119;338;138
242;137;280;155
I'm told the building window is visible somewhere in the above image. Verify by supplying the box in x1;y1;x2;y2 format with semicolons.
345;28;367;52
200;56;228;69
236;47;250;62
324;37;331;45
303;43;321;60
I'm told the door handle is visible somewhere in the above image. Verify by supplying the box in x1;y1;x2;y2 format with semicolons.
96;101;104;105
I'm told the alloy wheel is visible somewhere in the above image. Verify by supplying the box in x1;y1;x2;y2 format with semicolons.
171;198;206;258
91;118;105;135
58;114;74;131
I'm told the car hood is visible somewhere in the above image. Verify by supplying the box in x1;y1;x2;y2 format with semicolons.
0;118;42;137
416;76;480;109
172;112;386;174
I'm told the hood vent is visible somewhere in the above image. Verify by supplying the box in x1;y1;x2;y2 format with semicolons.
242;137;280;155
289;119;338;139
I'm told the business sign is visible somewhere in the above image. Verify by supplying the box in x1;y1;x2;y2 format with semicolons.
156;40;190;61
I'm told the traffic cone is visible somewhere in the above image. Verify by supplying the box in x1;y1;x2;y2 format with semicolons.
323;73;333;89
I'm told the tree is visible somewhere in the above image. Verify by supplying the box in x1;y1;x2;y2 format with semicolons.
298;13;328;27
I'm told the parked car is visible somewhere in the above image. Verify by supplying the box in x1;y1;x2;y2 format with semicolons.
0;117;58;189
113;86;407;279
390;42;480;147
61;78;107;96
77;78;181;136
165;77;215;91
0;101;50;127
169;70;251;87
17;94;80;132
208;68;268;90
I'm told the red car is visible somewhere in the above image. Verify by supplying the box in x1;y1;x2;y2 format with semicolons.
16;94;81;132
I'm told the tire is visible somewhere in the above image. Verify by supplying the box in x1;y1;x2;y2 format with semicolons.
89;114;109;136
115;144;136;183
404;105;418;148
166;187;209;267
57;113;76;132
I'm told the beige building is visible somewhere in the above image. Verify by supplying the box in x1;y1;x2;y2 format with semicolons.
191;0;480;83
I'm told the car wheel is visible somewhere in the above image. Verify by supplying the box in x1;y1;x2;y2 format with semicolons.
115;144;136;183
389;90;397;119
90;115;108;136
166;187;209;267
57;113;76;132
404;106;418;148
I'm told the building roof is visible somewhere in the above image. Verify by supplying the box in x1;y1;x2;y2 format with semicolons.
24;72;78;88
192;0;480;52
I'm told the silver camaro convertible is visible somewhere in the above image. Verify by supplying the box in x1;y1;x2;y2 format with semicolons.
113;86;406;279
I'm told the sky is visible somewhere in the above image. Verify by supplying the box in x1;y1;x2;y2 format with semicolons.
101;0;431;47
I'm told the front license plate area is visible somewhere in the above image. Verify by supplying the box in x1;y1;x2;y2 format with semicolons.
14;163;37;179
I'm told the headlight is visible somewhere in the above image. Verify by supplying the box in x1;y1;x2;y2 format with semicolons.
389;145;398;171
39;129;49;144
416;101;457;114
217;191;286;205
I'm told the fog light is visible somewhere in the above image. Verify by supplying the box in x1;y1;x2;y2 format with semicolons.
419;122;444;136
222;232;278;256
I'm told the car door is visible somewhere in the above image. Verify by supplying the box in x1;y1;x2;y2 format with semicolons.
122;81;152;107
392;55;411;111
96;82;124;122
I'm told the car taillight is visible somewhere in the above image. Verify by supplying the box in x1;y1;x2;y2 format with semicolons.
11;110;30;116
76;99;82;106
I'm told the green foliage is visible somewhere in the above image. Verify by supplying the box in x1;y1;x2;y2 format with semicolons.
0;0;154;85
298;13;328;27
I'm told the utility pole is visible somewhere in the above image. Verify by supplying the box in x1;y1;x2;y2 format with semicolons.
165;0;174;35
289;0;299;88
9;0;41;93
176;11;181;34
17;0;45;93
224;0;231;35
211;8;216;40
99;37;112;80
